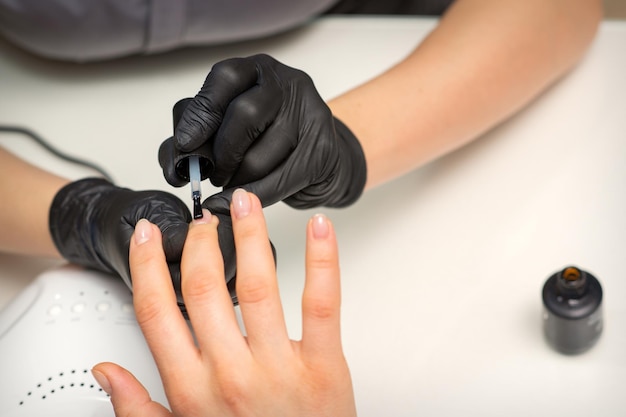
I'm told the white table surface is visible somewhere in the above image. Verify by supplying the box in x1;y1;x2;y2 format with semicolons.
1;16;625;417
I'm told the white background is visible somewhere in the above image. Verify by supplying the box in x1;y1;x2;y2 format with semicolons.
1;17;625;416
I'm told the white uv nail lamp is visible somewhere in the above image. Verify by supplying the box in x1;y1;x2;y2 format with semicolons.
0;266;167;416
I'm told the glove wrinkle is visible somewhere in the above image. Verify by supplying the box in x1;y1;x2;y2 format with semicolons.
49;177;192;305
161;54;366;211
157;55;367;309
49;178;120;274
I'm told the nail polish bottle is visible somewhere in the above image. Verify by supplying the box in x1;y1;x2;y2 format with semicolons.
542;266;603;354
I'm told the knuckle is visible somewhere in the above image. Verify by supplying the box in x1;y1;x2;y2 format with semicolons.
230;96;263;124
182;267;224;301
129;249;160;276
236;221;264;242
133;292;166;328
210;59;237;79
255;53;276;64
307;253;336;271
214;371;250;411
169;389;204;415
308;99;332;124
236;276;272;305
293;67;314;84
210;57;249;86
238;154;271;180
303;295;338;321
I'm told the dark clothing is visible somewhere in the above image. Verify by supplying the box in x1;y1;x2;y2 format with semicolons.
0;0;454;62
326;0;453;15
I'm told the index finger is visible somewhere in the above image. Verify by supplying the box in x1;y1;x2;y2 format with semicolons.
129;220;197;383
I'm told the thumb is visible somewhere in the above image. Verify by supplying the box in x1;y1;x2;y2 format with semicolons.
92;362;172;417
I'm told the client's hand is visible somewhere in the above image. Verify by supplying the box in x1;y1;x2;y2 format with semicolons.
91;189;357;417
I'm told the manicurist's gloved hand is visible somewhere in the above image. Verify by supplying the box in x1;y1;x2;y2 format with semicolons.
158;54;367;213
48;178;194;309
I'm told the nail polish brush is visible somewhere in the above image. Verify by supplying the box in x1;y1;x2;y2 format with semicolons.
188;155;203;219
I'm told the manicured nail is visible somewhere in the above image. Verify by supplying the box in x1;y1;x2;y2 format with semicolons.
192;209;212;225
232;188;251;219
91;369;112;395
311;213;330;239
134;219;152;245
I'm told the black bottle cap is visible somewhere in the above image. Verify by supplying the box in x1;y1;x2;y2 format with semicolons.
542;265;603;320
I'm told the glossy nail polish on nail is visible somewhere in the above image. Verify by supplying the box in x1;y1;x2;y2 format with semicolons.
312;214;330;239
134;219;152;245
232;188;251;218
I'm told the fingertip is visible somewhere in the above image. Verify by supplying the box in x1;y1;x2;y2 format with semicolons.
134;218;154;245
91;365;112;395
174;98;217;152
183;210;222;268
92;362;170;416
231;188;251;219
173;123;198;152
191;208;215;225
130;220;163;256
91;362;140;396
130;220;165;275
230;189;263;220
188;210;220;242
174;131;195;152
310;213;332;240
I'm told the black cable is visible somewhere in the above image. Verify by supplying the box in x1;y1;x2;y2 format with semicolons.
0;125;114;183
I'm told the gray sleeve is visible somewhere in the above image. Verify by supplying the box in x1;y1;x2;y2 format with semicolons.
0;0;337;62
0;0;151;62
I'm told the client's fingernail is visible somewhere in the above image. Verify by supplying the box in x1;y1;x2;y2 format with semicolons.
232;188;251;219
311;214;330;239
193;209;212;225
134;219;152;245
91;369;112;395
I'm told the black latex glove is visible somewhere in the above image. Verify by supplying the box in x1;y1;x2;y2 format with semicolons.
158;54;367;212
48;178;199;311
